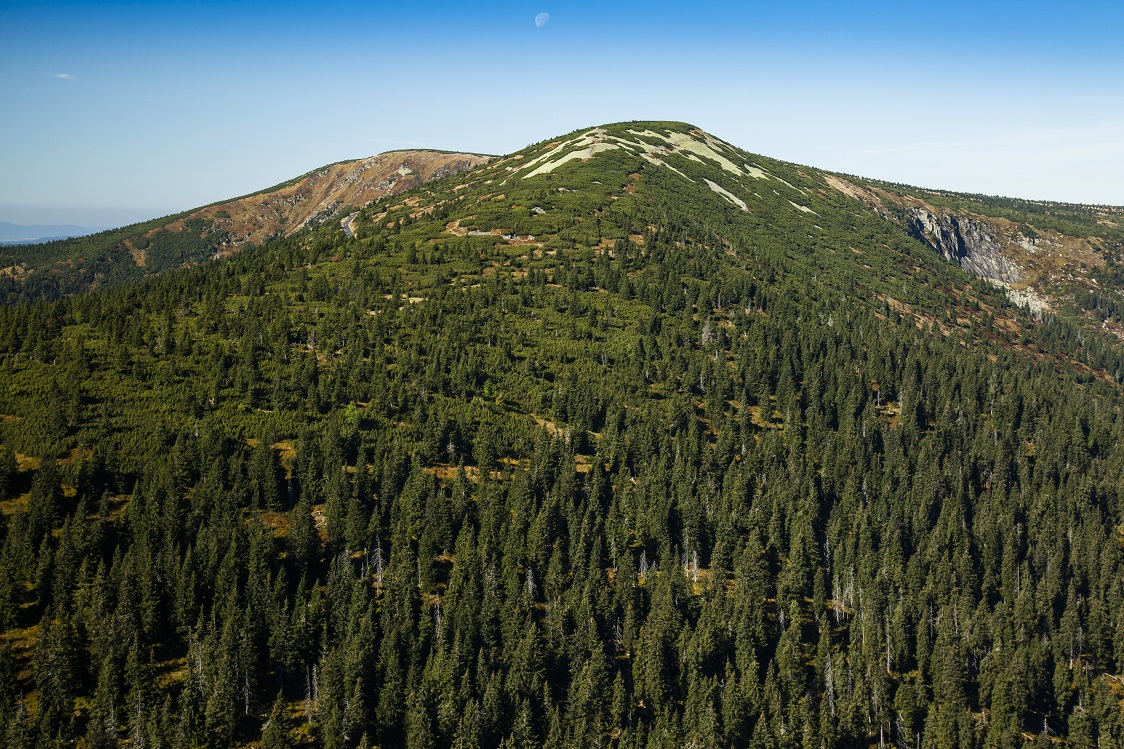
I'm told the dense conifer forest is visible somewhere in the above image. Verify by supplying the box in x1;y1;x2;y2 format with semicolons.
0;123;1122;748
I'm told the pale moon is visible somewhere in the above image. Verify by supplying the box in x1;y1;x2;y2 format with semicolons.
535;12;550;28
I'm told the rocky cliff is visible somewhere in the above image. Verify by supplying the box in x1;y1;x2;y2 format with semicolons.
824;175;1121;319
908;207;1023;284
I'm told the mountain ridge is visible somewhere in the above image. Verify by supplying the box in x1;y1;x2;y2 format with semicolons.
4;121;1123;332
0;149;491;299
146;149;494;259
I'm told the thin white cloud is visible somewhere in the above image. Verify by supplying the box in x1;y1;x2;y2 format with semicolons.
48;73;77;80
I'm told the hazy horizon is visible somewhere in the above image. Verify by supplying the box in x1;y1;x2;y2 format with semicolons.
3;0;1123;228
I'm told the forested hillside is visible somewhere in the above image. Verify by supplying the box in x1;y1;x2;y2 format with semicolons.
0;122;1122;748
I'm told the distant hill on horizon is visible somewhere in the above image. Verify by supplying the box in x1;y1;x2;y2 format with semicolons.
0;220;107;244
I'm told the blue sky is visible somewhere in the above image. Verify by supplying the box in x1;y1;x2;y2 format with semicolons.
2;1;1123;226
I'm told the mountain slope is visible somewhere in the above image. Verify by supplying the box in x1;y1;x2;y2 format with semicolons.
0;149;490;301
0;121;1122;747
132;149;493;261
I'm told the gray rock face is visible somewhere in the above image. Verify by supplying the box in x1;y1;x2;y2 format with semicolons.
909;208;1022;284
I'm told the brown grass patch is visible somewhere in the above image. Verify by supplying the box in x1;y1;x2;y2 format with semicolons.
746;405;782;429
15;454;41;472
260;510;291;537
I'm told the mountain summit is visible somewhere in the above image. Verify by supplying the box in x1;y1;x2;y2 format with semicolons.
483;122;1119;323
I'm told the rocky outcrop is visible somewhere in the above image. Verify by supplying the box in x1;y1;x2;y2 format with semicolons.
908;208;1023;284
